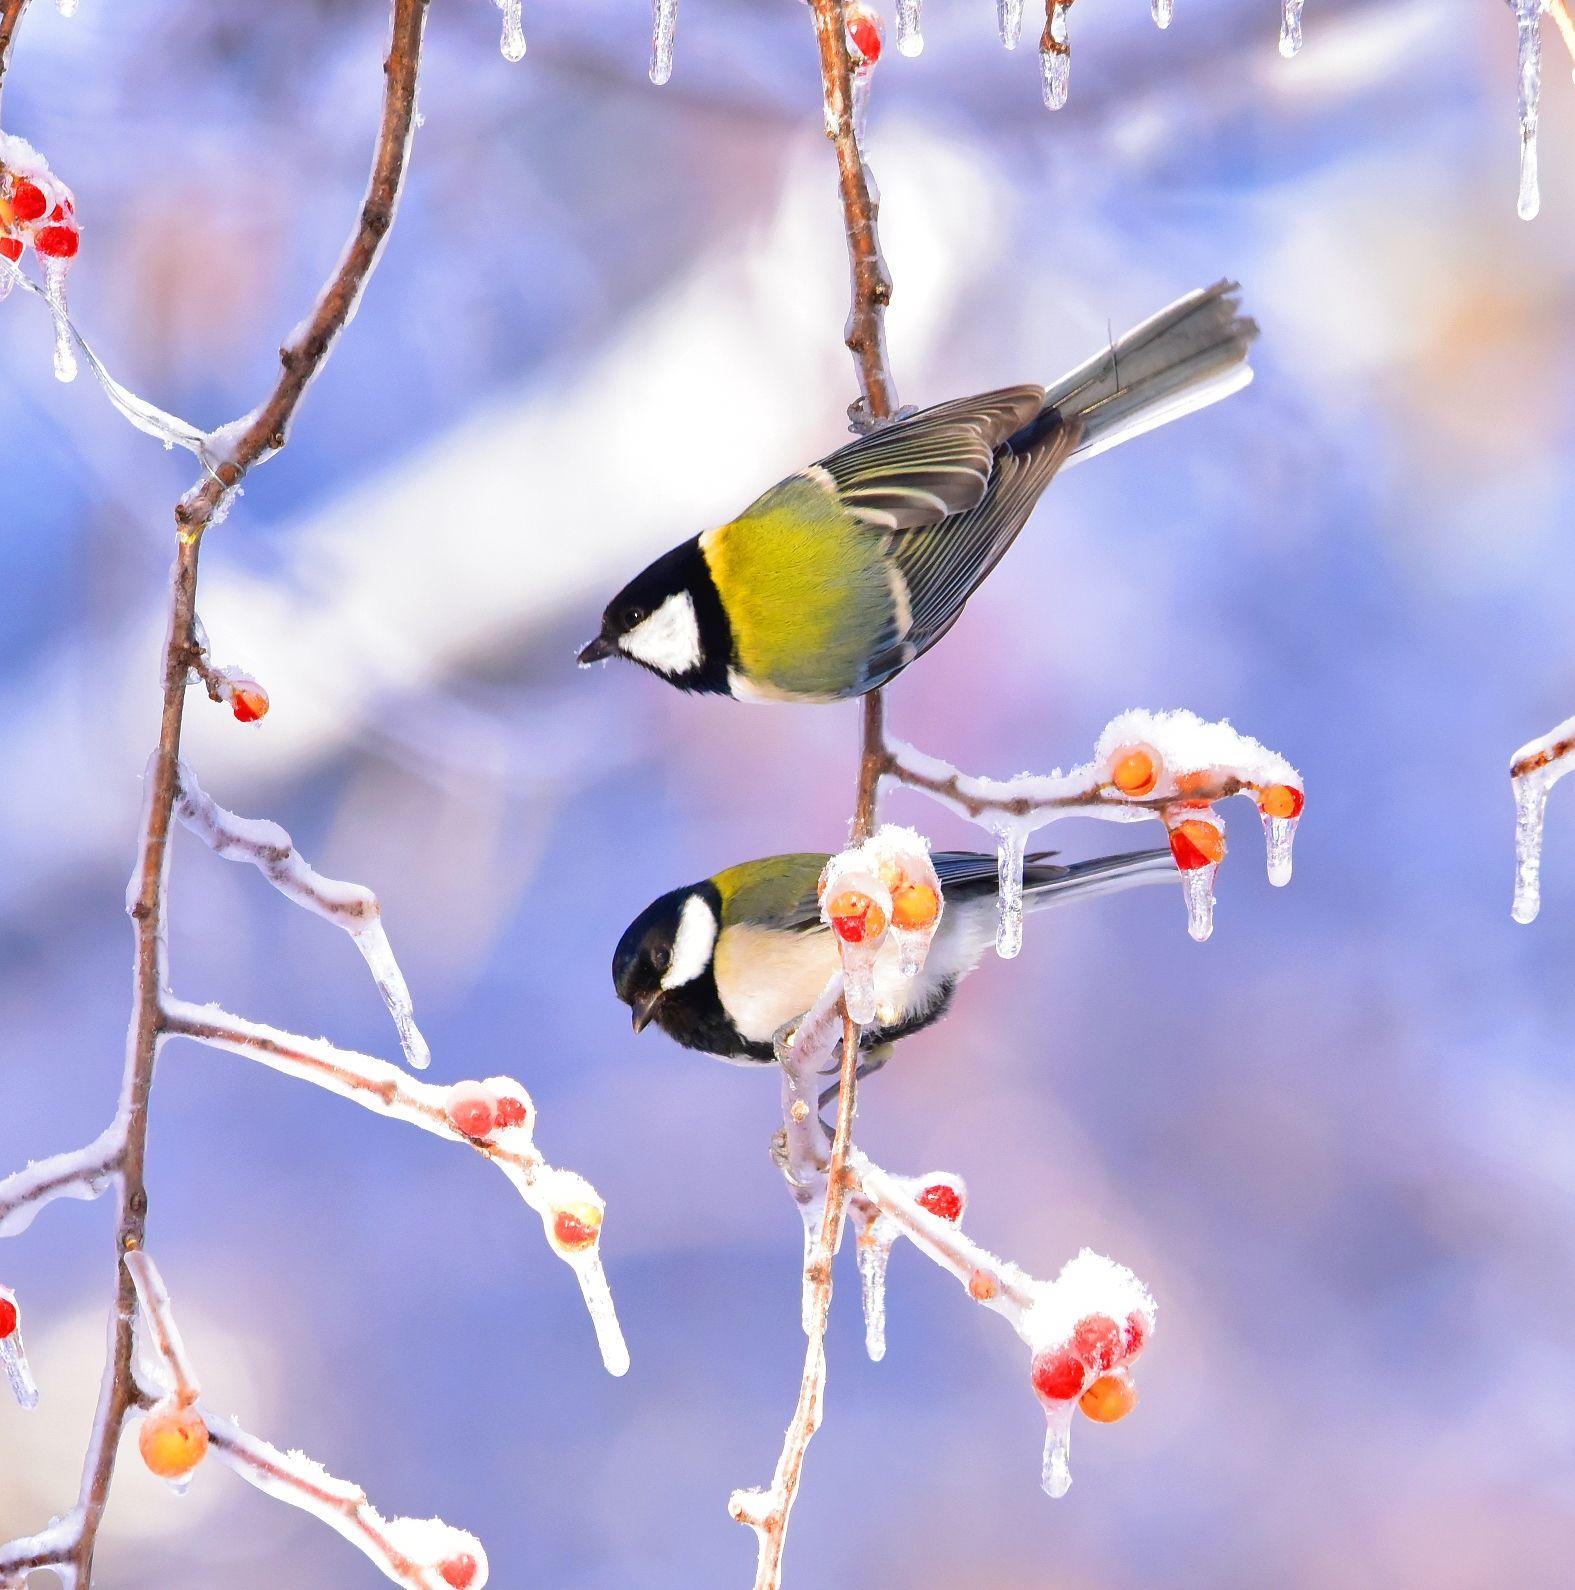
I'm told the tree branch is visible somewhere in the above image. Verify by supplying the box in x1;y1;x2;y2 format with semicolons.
0;0;29;116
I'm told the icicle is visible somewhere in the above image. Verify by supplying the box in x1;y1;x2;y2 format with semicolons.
994;824;1029;958
563;1249;630;1376
1512;768;1553;923
42;255;76;384
497;0;525;62
798;1189;827;1334
856;1216;898;1361
0;1293;38;1411
351;922;431;1071
895;0;923;56
1512;0;1545;220
1152;0;1172;27
1040;1400;1075;1497
1262;812;1299;887
851;63;874;150
650;0;679;86
998;0;1024;48
1180;861;1217;942
1040;3;1071;109
1278;0;1303;58
0;259;16;303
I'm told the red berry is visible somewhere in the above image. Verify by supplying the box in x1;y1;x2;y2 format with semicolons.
1123;1310;1149;1360
230;681;269;723
552;1204;601;1251
916;1183;963;1223
0;236;21;263
493;1095;528;1130
846;6;883;62
1030;1347;1087;1402
49;197;73;221
34;225;79;259
1071;1314;1122;1373
0;1298;17;1339
11;182;46;223
1168;818;1225;871
439;1554;479;1589
445;1082;498;1139
826;890;886;945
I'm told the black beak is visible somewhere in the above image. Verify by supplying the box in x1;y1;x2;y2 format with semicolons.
578;633;615;666
630;989;662;1034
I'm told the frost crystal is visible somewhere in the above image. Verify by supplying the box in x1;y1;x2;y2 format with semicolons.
1511;0;1547;220
496;0;525;62
649;0;679;86
1278;0;1304;58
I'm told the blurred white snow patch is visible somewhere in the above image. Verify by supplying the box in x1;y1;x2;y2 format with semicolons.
1266;0;1448;100
0;1296;277;1547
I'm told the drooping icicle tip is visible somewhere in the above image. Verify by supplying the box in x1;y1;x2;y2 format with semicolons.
1278;0;1304;58
895;0;924;57
1510;718;1574;923
650;0;679;86
1040;2;1072;111
998;0;1024;49
1151;0;1173;28
496;0;524;61
1511;0;1545;220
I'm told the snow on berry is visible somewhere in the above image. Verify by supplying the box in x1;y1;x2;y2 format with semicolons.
0;1284;38;1410
864;825;944;978
0;132;80;380
445;1081;500;1140
383;1519;489;1589
819;850;893;1024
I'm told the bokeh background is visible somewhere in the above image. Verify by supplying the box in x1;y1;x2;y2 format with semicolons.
3;0;1575;1585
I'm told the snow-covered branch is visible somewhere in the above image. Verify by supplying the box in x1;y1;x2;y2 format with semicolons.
1510;712;1575;924
172;762;430;1070
159;1000;628;1377
123;1250;489;1590
0;1122;122;1238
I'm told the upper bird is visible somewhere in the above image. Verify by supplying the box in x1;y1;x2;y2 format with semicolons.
613;846;1177;1063
579;281;1257;703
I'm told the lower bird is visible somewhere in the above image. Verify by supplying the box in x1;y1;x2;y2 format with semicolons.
613;848;1177;1062
580;280;1256;702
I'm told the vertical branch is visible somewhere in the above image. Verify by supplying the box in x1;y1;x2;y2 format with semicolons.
0;0;31;115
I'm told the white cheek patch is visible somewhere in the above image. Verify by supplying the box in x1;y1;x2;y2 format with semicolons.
662;893;718;990
620;590;702;677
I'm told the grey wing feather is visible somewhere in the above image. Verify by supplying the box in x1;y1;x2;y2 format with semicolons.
815;385;1045;531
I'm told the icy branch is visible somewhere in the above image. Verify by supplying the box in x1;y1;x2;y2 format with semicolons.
172;763;430;1070
0;1122;122;1238
124;1250;488;1589
159;1000;628;1376
1510;713;1575;923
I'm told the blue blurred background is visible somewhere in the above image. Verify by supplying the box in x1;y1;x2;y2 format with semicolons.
3;0;1575;1584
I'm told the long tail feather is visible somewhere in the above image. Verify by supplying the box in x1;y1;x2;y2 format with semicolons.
1043;279;1258;467
1023;847;1178;908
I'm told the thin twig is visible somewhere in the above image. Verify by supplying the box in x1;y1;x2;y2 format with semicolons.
0;0;29;116
0;6;430;1583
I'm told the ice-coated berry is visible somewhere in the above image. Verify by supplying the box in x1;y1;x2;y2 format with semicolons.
552;1203;602;1252
1079;1372;1138;1423
827;890;887;945
34;225;78;259
139;1402;209;1479
439;1554;479;1589
1123;1310;1149;1360
1168;819;1225;871
10;182;47;223
445;1082;499;1139
1071;1313;1123;1373
0;1298;17;1339
0;236;21;262
230;681;269;723
493;1094;529;1130
1110;746;1159;797
1259;783;1304;820
891;883;940;930
846;4;884;62
915;1183;963;1223
1030;1347;1087;1403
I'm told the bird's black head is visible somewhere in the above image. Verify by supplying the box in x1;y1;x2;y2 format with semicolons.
577;537;733;694
612;880;739;1053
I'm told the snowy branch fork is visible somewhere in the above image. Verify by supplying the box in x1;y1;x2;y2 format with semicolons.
0;2;619;1584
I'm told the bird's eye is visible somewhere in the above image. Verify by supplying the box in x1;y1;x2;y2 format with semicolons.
651;945;670;971
619;603;648;630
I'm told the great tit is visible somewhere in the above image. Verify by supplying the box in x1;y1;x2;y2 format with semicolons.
613;847;1176;1063
580;281;1256;702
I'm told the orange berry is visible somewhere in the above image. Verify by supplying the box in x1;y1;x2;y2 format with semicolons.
230;681;269;723
890;882;939;930
1168;819;1225;871
1079;1372;1138;1423
968;1269;997;1301
1110;746;1159;797
827;890;887;944
552;1203;602;1252
1259;783;1304;820
139;1402;209;1479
